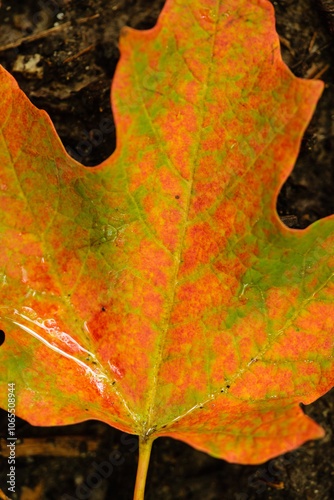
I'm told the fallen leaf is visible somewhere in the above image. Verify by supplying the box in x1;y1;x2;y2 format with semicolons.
0;0;333;498
20;482;43;500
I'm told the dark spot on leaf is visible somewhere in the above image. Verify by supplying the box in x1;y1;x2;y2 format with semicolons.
102;306;106;311
0;330;5;346
85;408;89;411
175;195;180;199
162;425;167;428
226;385;230;388
112;381;116;385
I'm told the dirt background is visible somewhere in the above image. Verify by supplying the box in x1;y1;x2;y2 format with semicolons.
0;0;333;499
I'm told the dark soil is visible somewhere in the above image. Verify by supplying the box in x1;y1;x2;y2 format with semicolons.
0;0;333;499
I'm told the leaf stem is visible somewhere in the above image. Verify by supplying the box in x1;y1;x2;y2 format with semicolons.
133;436;154;500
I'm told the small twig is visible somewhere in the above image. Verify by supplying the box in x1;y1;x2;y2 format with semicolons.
308;31;317;52
63;43;95;63
311;63;330;79
279;35;295;56
0;22;71;51
74;13;100;25
0;435;99;457
292;41;331;69
0;14;100;52
258;479;284;490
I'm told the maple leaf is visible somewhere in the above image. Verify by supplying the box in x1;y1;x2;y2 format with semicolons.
0;0;333;498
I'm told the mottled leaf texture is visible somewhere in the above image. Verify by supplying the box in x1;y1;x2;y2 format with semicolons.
0;0;333;493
